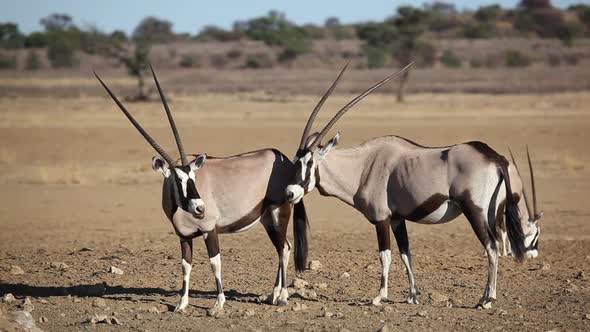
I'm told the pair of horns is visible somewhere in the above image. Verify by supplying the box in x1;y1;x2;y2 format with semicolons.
299;62;414;152
509;147;541;220
95;64;188;167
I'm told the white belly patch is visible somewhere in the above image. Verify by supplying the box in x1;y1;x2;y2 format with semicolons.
413;200;461;225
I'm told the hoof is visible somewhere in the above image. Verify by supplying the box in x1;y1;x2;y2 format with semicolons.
476;300;493;310
406;296;419;305
174;301;188;313
371;296;385;306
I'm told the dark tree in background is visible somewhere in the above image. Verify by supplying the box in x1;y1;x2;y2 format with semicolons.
132;16;174;43
390;6;429;102
0;23;25;49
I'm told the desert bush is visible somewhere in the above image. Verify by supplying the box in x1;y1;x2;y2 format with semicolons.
414;40;436;67
179;54;200;68
470;58;483;68
366;46;389;69
47;37;77;67
463;22;494;38
132;16;173;43
547;54;561;66
475;5;503;22
440;49;462;68
244;54;273;69
0;23;25;49
210;54;228;68
24;32;48;48
563;54;579;65
0;54;17;69
25;51;42;70
197;25;243;42
505;50;530;67
226;48;242;59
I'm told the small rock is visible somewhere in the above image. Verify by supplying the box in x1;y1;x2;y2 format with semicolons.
308;260;322;270
365;264;375;270
378;325;390;332
340;329;352;332
39;316;48;323
87;314;109;324
60;313;65;317
541;262;551;270
9;265;25;275
585;313;590;320
276;307;286;313
39;299;48;304
575;271;586;280
21;298;34;312
315;282;328;290
11;311;43;332
306;290;318;299
244;309;256;317
110;316;122;325
335;312;344;318
109;266;124;275
134;313;142;319
79;247;95;252
498;309;508;316
292;278;309;289
92;298;106;307
320;307;333;318
429;292;449;303
156;303;168;313
50;262;68;270
340;272;350;278
417;310;428;318
73;297;81;303
292;302;307;312
2;293;15;303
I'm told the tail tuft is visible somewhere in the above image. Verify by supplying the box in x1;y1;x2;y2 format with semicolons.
293;200;309;273
499;160;526;262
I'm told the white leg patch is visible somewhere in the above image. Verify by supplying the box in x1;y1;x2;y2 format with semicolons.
174;259;192;312
372;249;391;306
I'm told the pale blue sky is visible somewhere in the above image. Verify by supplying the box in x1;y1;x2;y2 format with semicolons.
2;0;585;34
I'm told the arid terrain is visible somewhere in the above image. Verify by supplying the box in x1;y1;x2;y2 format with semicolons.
0;74;589;331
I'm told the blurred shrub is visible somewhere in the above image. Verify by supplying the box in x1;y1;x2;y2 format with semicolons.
440;49;461;68
24;32;48;48
244;54;273;69
505;50;530;67
0;23;25;49
366;46;389;68
563;54;579;65
132;16;173;43
475;5;502;22
469;58;483;68
197;25;243;42
226;48;242;59
463;22;494;38
210;54;228;68
179;54;201;68
0;54;17;69
25;51;42;70
414;40;436;67
547;54;561;66
47;37;77;67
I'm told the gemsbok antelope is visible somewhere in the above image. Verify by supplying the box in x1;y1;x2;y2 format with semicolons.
94;63;410;315
496;148;543;258
95;66;312;315
285;75;542;309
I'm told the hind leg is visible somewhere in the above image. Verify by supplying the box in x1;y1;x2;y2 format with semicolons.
462;202;498;309
391;218;420;304
261;204;291;306
371;221;391;306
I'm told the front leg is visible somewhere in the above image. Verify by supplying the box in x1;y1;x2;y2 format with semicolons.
372;220;391;306
391;219;420;304
175;238;193;312
204;230;225;316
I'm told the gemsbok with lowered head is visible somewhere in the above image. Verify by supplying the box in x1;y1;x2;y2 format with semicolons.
94;63;411;315
285;68;542;309
496;148;543;258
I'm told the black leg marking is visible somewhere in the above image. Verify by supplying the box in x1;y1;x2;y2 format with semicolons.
391;218;420;304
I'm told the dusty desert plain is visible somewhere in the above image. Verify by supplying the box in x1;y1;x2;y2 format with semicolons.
0;72;589;331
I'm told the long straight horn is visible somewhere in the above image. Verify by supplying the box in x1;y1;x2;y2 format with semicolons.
508;148;533;218
94;71;175;166
526;146;539;218
310;62;413;150
150;64;188;166
298;60;350;151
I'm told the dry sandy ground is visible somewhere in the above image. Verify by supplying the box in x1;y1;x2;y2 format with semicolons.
0;91;589;331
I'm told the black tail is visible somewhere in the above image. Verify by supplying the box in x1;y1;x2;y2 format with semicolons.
293;200;309;273
498;160;526;262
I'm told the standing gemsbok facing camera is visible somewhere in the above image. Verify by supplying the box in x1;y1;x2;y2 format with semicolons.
285;84;542;310
95;65;314;315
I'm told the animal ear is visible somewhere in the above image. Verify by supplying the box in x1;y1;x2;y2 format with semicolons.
319;132;340;157
152;156;170;177
190;154;207;171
